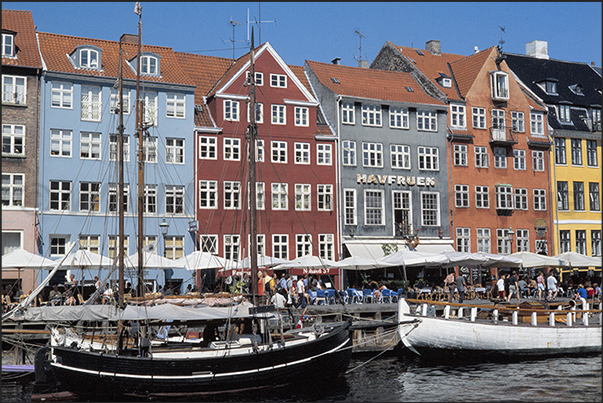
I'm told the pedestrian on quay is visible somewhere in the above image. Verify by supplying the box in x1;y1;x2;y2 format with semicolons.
295;275;307;309
506;271;521;303
497;274;506;301
455;274;466;303
546;271;558;301
444;271;456;302
536;271;546;301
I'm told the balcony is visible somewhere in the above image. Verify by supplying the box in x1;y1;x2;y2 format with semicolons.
489;127;518;146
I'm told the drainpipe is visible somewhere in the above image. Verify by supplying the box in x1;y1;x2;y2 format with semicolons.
335;95;343;290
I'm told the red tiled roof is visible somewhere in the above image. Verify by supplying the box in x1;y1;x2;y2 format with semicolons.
449;47;497;98
1;10;43;68
305;60;444;106
37;31;195;86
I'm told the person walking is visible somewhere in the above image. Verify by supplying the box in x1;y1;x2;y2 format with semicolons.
444;271;456;302
546;271;558;301
536;271;545;301
295;275;307;309
506;271;520;303
496;274;506;301
455;274;466;303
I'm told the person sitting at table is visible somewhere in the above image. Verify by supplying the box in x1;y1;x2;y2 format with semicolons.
49;284;62;306
102;284;114;304
64;287;76;306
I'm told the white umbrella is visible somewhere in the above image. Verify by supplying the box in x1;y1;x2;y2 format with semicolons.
235;254;289;269
272;254;336;270
473;252;522;268
2;249;57;269
380;250;448;267
510;252;564;268
554;251;601;268
126;251;175;269
441;251;490;268
173;251;229;270
334;255;395;271
61;249;114;269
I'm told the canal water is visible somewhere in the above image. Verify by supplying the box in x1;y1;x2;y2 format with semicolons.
3;352;601;402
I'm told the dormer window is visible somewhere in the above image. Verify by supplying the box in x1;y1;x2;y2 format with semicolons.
545;80;557;94
490;71;509;101
437;73;452;88
569;84;584;96
141;55;158;75
2;32;15;57
71;45;102;70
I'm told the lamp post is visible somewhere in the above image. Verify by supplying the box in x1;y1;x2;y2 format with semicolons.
159;217;169;258
507;225;515;254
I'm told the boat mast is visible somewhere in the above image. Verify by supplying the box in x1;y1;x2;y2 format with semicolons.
135;6;145;298
117;35;126;307
247;29;258;306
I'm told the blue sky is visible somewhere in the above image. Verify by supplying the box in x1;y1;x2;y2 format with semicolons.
3;2;602;67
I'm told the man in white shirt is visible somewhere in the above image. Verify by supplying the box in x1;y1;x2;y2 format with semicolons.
295;277;307;308
271;292;287;308
547;272;558;301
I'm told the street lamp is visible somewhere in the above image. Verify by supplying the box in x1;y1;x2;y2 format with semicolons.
507;225;515;254
159;217;169;257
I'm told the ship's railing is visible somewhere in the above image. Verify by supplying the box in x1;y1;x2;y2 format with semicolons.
404;298;602;328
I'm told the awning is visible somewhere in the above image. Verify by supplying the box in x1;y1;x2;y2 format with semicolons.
343;240;454;260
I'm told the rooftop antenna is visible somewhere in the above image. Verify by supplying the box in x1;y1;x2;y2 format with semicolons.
354;30;366;62
222;18;244;60
498;25;506;51
496;25;506;65
247;3;276;45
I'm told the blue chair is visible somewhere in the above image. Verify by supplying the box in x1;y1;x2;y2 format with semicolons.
315;289;326;305
397;288;406;299
363;289;374;303
308;289;317;305
325;289;336;304
389;289;399;303
381;289;392;303
347;288;361;304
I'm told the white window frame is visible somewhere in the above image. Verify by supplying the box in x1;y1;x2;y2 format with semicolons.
362;142;383;168
108;235;129;259
142;91;158;126
421;192;440;227
341;102;355;125
166;93;186;119
224;99;239;121
294;142;310;164
450;104;466;129
589;182;600;212
50;235;70;257
51;82;73;109
80;132;101;160
144;184;157;214
490;71;509;101
270;74;287;88
418;146;439;171
476;228;491;253
513;149;526;171
472;107;486;129
2;33;15;57
454;144;467;166
496;228;512;254
108;183;128;213
200;235;218;254
79;182;101;212
50;180;71;211
493;147;507;169
271;141;287;163
317;184;333;211
2;173;24;207
295;184;311;211
255;139;265;162
592;230;601;257
514;188;528;210
165;185;185;215
296;234;312;258
166;138;185;164
199;136;217;160
475;185;490;209
533;189;547;211
2;75;26;104
495;186;514;210
511;111;525;132
2;124;24;156
491;109;506;140
516;229;530;252
364;189;384;226
79;48;99;69
272;234;289;260
530;112;544;136
344;188;357;226
199;180;218;209
78;235;100;254
317;144;332;165
586;140;598;167
558;105;571;123
571;138;583;166
474;146;489;168
143;136;158;163
294;106;309;127
80;85;101;122
271;104;286;125
223;138;241;161
456;227;470;253
110;88;130;114
319;234;334;260
362;104;382;127
390;144;411;170
223;181;241;210
247;102;264;124
417;110;437;131
342;140;356;166
532;150;545;172
271;183;288;210
50;129;72;158
140;55;159;76
165;235;184;260
390;106;409;129
455;184;469;208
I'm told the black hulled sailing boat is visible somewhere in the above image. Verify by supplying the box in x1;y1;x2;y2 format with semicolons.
35;15;352;399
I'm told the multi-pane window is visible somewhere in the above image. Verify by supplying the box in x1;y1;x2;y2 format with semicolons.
365;190;384;226
496;228;512;254
2;33;14;57
571;139;582;166
296;234;312;258
491;109;505;140
573;182;585;211
165;185;184;214
490;71;509;100
514;188;528;210
317;144;332;165
393;191;411;235
223;138;240;161
166;138;185;164
575;230;587;255
557;181;569;210
516;229;529;252
2;75;26;104
535;240;548;255
163;236;183;260
362;104;382;127
143;136;158;163
417;110;437;131
475;186;489;209
251;182;266;210
108;236;129;259
2;124;24;156
530;112;544;136
586;140;598;167
319;234;334;260
140;55;159;75
50;236;69;256
142;91;158;126
317;184;333;211
79;48;99;69
559;230;571;253
554;137;566;164
421;192;440;227
476;228;491;253
79;182;100;212
255;139;265;162
295;184;311;211
223;181;241;210
271;183;288;210
272;234;289;260
144;184;157;214
109;134;130;162
344;189;357;225
472;107;486;129
294;107;309;126
532;150;545;172
390;107;409;129
199;180;218;209
558;105;571;123
493;147;507;168
418;146;439;171
51;82;73;108
79;235;100;254
533;189;547;211
475;146;489;168
81;86;101;121
271;104;286;124
456;228;470;252
200;235;218;254
495;186;513;210
50;181;71;211
341;102;355;125
362;142;383;167
224;99;239;121
455;184;469;208
110;88;130;114
50;129;72;157
390;144;411;169
2;174;24;207
342;140;356;166
80;132;101;160
166;93;185;118
247;102;264;124
592;230;602;257
108;183;128;213
199;136;217;159
450;104;466;128
271;141;287;163
294;142;310;164
513;149;526;170
589;182;600;211
270;74;287;88
454;145;467;166
511;111;525;132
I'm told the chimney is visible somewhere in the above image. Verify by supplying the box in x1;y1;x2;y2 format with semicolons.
331;57;341;65
526;40;549;59
474;46;479;54
426;40;441;56
120;33;139;44
358;59;369;68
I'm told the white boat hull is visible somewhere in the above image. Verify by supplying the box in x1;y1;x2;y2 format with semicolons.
398;299;602;358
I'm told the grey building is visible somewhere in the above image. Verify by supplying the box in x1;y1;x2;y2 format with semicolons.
304;59;453;261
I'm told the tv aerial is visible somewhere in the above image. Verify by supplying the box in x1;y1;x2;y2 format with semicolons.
222;18;244;60
354;30;366;62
